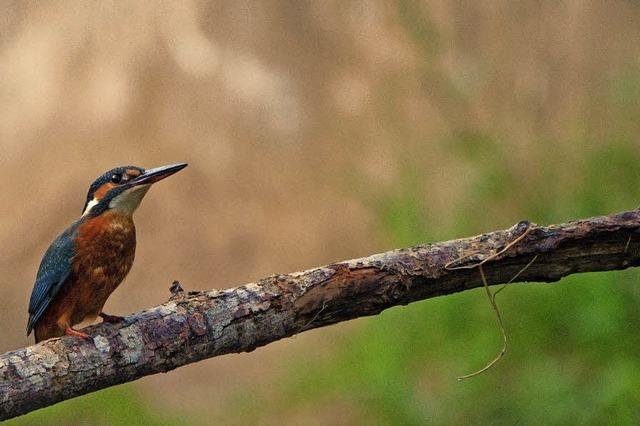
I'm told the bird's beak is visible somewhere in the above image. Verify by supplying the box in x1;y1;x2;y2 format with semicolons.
130;163;188;186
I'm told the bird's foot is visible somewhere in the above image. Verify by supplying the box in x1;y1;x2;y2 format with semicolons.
99;312;126;323
65;327;91;341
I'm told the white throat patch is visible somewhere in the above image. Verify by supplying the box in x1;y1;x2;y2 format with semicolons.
82;198;100;216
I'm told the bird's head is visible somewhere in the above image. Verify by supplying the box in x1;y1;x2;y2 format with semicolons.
82;163;188;217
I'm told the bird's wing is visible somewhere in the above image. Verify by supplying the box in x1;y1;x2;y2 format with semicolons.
27;222;79;335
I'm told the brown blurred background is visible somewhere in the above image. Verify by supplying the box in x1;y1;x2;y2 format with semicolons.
2;1;640;424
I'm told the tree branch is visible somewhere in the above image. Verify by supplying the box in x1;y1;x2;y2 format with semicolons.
2;209;640;420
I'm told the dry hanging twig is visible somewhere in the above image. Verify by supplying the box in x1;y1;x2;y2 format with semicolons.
444;225;533;380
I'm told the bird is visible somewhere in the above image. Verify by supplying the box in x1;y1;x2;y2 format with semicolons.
27;163;187;343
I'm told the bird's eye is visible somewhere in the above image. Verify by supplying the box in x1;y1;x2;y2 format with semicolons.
110;173;123;184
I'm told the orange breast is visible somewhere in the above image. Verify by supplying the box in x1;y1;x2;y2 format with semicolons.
68;211;137;323
33;211;137;340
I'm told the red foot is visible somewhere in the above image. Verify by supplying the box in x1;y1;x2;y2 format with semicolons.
65;327;91;340
99;312;125;323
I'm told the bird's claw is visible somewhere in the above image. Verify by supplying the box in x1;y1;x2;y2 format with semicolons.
65;327;92;341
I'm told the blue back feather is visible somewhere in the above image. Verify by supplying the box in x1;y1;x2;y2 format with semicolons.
26;220;82;335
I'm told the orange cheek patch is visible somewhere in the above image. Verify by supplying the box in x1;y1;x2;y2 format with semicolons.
94;182;116;200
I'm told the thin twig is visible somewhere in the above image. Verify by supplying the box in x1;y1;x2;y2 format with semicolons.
624;235;632;255
493;254;539;297
456;265;507;380
449;225;533;380
458;254;539;379
296;301;327;334
445;226;532;271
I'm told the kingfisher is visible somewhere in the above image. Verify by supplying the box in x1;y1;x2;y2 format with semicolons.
27;163;187;343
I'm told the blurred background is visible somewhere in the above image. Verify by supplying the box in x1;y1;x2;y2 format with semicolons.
2;0;640;424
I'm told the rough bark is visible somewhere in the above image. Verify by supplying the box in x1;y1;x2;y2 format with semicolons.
2;209;640;420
